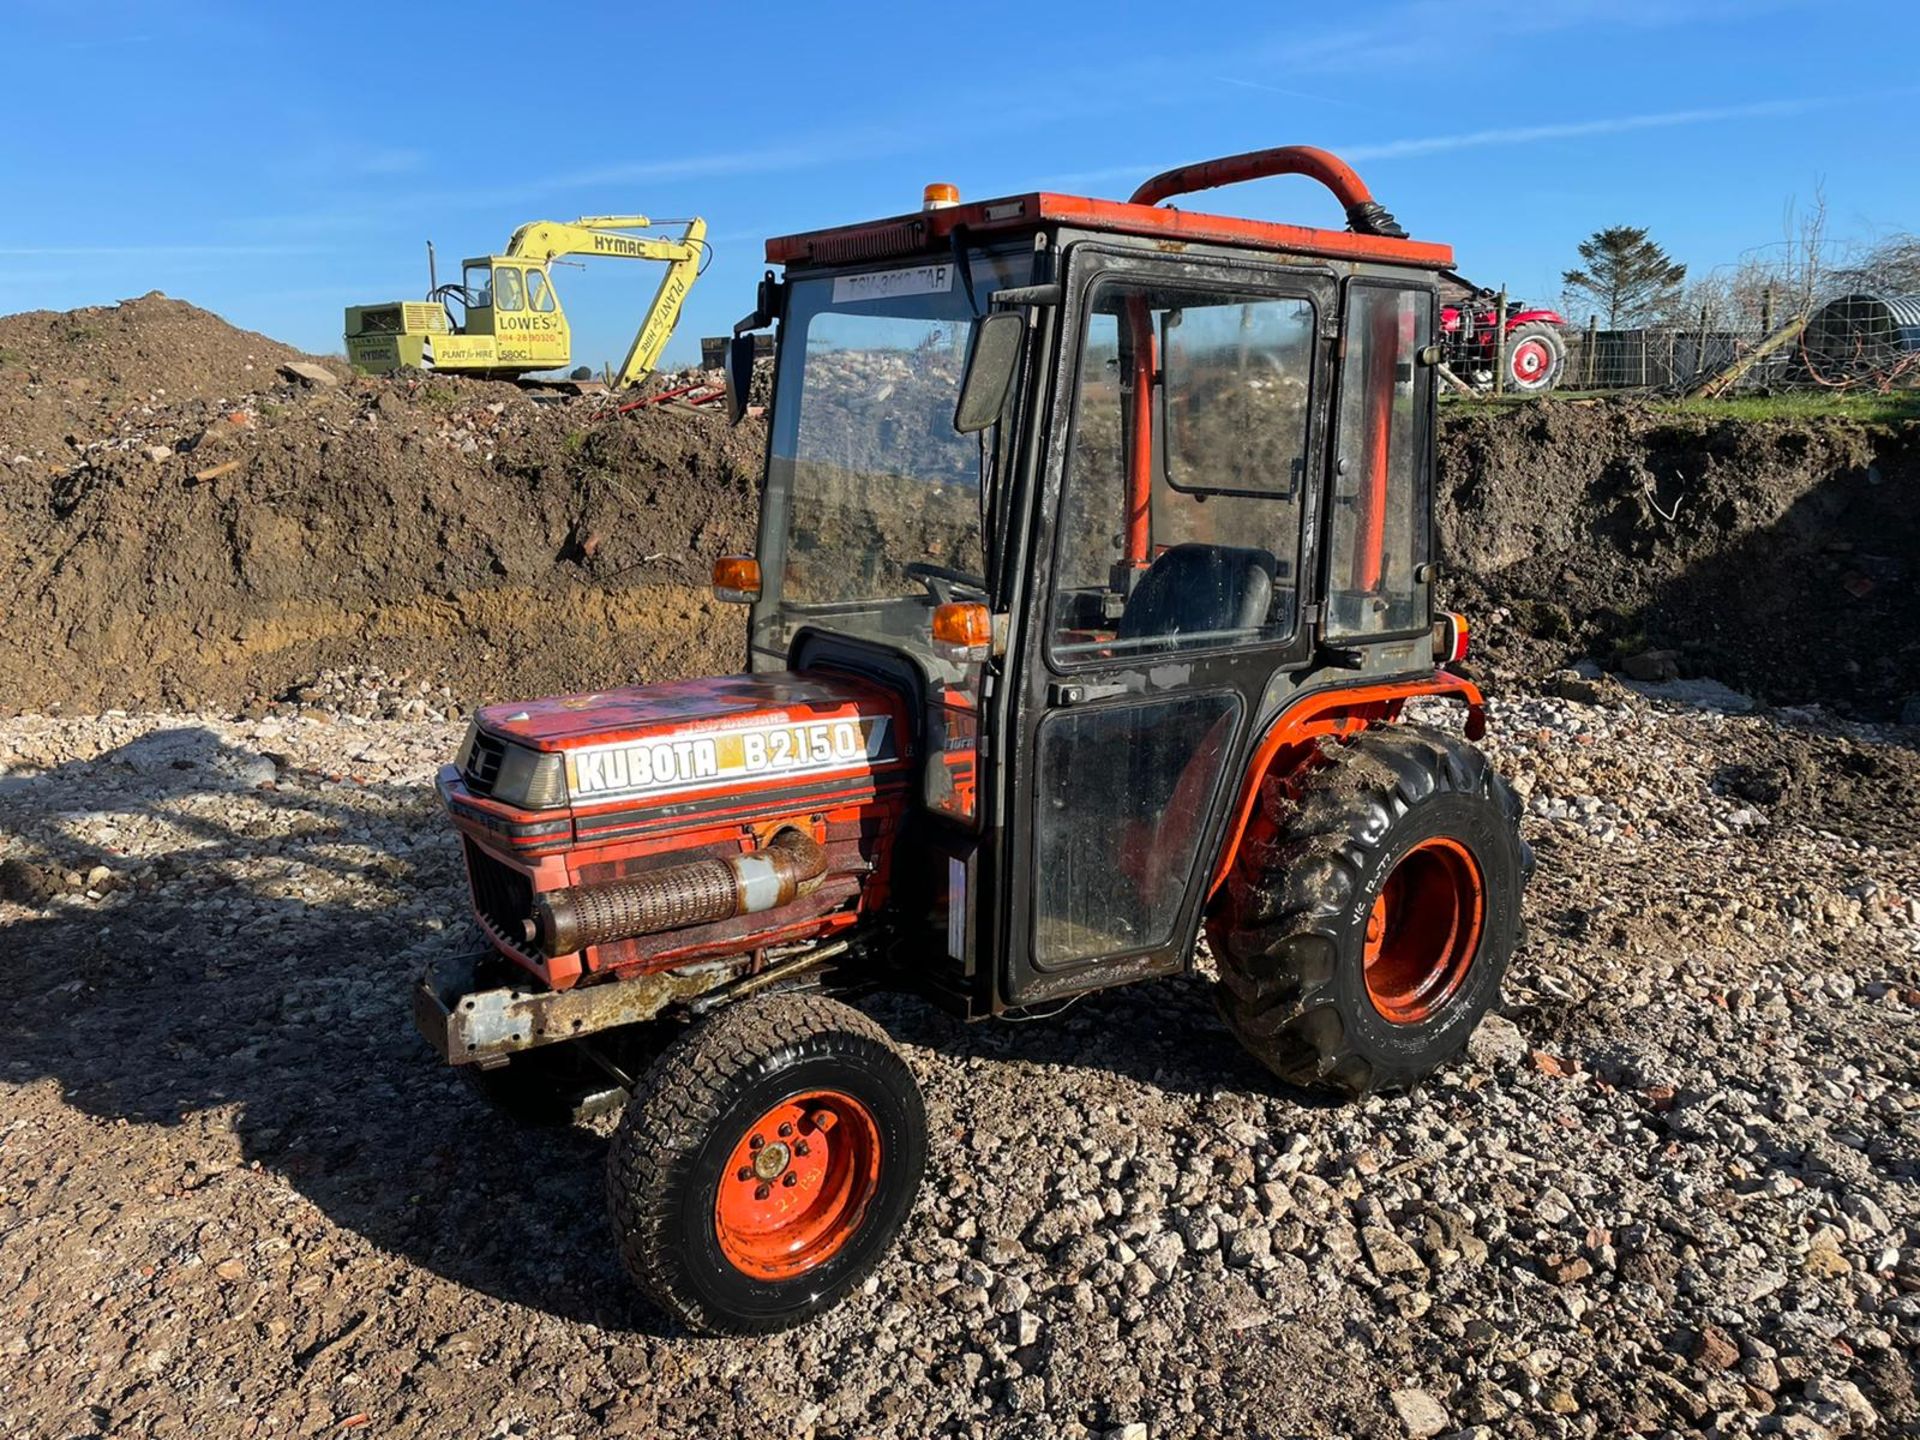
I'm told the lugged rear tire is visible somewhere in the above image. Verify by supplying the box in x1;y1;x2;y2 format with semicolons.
1208;723;1530;1096
606;992;926;1334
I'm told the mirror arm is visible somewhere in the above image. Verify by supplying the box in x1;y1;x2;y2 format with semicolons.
735;271;784;335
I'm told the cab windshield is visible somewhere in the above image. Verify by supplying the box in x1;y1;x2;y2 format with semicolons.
751;249;1030;668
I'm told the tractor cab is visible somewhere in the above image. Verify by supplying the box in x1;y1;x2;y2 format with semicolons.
720;146;1469;1011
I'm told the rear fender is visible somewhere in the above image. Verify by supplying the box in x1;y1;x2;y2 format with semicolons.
1205;672;1486;897
1505;308;1564;331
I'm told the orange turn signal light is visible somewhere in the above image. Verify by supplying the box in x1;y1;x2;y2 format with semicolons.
931;601;992;655
713;555;761;603
1434;610;1470;664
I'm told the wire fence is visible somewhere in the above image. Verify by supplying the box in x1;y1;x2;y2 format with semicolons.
1546;294;1920;397
1444;227;1920;400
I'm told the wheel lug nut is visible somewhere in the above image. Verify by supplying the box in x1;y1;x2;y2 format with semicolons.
793;1140;810;1157
737;1166;753;1181
782;1172;798;1187
778;1122;793;1137
748;1134;763;1150
754;1182;771;1200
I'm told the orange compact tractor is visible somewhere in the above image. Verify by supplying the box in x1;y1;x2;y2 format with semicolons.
417;146;1530;1333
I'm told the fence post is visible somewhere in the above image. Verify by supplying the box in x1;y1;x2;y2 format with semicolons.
1585;314;1598;388
1696;305;1711;383
1761;285;1774;335
1493;287;1509;396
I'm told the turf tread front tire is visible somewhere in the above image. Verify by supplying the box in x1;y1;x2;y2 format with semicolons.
606;992;924;1334
1211;724;1528;1096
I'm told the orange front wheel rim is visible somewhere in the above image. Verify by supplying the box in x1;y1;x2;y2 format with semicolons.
714;1090;883;1281
1363;837;1486;1025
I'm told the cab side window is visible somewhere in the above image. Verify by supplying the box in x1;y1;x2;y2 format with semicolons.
526;269;556;313
1051;278;1314;660
495;267;525;313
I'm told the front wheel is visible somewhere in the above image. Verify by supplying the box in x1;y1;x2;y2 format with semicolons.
606;992;926;1334
1209;725;1530;1096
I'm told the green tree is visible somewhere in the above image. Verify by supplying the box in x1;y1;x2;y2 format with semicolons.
1562;226;1688;327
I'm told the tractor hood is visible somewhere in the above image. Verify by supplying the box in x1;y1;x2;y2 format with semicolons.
471;672;910;812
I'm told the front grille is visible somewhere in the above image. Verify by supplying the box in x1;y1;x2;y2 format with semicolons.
464;838;533;945
465;732;506;795
359;305;405;335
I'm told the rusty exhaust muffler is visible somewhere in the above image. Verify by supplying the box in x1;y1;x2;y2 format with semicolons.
524;828;828;955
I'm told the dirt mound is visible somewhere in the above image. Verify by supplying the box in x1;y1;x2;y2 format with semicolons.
1438;401;1920;718
0;292;313;463
0;334;763;712
8;294;1920;725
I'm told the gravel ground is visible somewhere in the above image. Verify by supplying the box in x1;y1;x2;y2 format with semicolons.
1;676;1916;1439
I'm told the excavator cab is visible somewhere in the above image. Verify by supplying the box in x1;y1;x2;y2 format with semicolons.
453;256;568;369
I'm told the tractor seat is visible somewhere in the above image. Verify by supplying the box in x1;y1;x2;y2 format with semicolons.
1116;543;1278;647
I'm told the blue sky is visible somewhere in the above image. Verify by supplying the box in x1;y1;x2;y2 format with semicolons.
4;0;1915;370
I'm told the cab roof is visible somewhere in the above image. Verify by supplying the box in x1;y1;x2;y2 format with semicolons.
765;190;1451;273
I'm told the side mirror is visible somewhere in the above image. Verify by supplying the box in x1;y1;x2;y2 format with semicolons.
952;311;1025;435
723;332;757;426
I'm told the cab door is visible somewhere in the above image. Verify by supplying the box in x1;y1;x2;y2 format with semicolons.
997;247;1333;1007
522;267;570;368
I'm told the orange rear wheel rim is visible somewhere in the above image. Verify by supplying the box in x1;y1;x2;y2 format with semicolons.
714;1090;883;1281
1362;837;1485;1025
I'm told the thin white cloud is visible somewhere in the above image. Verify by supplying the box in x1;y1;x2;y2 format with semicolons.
1338;97;1833;161
1044;91;1867;192
1211;75;1359;109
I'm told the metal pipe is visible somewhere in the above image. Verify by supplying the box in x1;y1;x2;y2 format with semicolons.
526;829;828;955
1129;145;1405;238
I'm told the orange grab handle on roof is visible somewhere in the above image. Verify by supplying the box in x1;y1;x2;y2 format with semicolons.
1131;145;1375;212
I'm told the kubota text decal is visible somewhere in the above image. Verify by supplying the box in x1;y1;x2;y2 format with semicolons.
565;716;894;802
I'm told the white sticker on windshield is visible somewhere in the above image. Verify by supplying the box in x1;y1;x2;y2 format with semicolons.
833;263;954;305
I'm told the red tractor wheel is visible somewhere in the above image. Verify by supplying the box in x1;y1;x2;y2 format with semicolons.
1209;725;1530;1096
606;992;926;1334
1504;321;1566;393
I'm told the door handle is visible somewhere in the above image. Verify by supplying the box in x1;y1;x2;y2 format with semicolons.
1049;680;1129;706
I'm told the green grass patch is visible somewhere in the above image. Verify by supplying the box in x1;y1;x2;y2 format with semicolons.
1441;389;1920;424
1652;391;1920;424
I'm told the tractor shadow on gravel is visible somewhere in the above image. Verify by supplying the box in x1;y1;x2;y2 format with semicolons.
862;975;1324;1109
0;727;669;1332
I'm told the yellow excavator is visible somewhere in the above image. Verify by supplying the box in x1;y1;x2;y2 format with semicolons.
344;215;707;386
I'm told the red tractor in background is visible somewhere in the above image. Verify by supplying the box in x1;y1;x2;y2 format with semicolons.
414;146;1531;1334
1441;283;1568;392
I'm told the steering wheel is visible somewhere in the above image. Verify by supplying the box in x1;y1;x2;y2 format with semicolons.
904;561;987;606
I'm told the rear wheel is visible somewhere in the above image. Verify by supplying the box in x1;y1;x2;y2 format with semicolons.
1504;321;1566;392
606;993;926;1333
1209;725;1529;1096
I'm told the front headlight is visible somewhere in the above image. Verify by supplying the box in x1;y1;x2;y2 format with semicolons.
493;744;568;810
